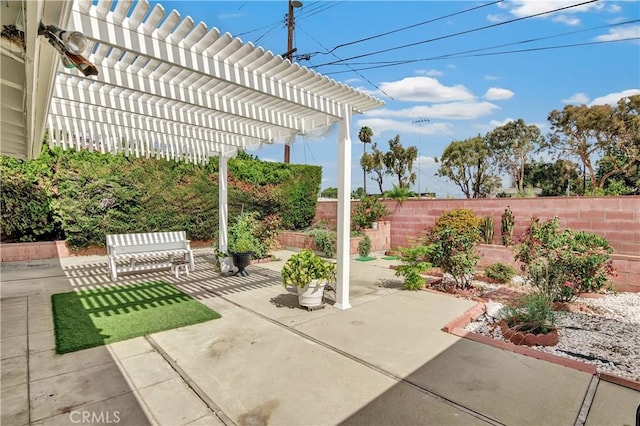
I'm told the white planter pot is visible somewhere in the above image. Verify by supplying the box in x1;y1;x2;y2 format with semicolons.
371;221;378;229
218;256;233;274
297;279;328;308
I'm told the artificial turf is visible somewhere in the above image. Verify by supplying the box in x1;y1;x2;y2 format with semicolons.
51;281;220;354
355;256;376;262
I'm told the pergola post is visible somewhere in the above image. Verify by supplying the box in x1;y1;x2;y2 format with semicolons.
218;151;231;254
335;104;352;310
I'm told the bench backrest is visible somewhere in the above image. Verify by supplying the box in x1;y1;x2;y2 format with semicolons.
106;231;188;254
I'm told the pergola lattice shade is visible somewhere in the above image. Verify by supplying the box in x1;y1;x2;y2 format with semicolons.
46;0;384;163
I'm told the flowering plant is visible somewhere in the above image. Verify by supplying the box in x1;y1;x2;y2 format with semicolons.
515;217;615;302
352;196;390;229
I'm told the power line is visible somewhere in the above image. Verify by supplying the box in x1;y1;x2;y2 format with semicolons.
298;1;345;21
325;37;639;75
308;0;502;57
311;0;600;68
325;19;639;68
297;24;394;99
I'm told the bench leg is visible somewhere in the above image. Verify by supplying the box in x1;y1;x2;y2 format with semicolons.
188;250;195;272
108;257;118;282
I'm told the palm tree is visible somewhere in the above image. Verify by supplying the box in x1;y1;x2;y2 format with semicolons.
358;126;373;194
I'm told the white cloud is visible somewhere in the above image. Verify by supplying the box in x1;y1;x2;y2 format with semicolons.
218;13;245;20
474;118;546;134
415;155;437;168
485;75;499;81
552;15;581;26
590;89;640;106
607;4;622;13
562;92;590;104
415;69;444;77
505;0;603;18
365;101;500;121
355;118;454;137
378;77;474;102
261;157;278;162
484;87;515;100
486;14;505;23
344;78;361;84
594;25;640;42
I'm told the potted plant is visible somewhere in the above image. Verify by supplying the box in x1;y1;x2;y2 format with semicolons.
500;292;558;346
353;196;390;229
281;249;336;309
214;247;233;274
228;212;259;276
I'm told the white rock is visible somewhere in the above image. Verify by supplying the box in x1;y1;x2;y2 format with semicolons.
485;301;505;320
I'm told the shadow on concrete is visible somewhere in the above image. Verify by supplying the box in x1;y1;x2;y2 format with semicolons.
269;293;300;309
59;252;285;301
337;334;628;426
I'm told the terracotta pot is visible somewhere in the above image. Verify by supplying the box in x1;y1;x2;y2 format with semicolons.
499;320;559;347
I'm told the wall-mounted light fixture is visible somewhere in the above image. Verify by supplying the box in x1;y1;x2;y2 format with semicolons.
38;23;98;77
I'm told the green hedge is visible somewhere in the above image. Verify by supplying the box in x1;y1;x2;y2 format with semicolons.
1;147;321;249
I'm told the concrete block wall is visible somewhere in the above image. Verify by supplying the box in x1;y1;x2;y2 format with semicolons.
315;196;640;256
0;241;106;262
315;197;640;292
277;221;391;255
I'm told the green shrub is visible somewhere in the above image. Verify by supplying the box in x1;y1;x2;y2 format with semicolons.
428;228;479;289
424;209;481;289
428;209;481;243
484;263;516;283
306;227;337;258
502;292;556;335
281;165;322;230
1;146;321;248
395;245;433;291
514;217;615;301
358;235;372;258
0;164;57;242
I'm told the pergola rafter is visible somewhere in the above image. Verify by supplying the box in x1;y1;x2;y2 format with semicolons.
1;0;384;310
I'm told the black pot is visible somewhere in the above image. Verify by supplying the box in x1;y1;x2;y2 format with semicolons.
231;252;252;276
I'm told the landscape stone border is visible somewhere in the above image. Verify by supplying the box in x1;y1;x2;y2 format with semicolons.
442;301;640;392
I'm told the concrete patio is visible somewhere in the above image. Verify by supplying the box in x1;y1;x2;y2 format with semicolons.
1;249;638;425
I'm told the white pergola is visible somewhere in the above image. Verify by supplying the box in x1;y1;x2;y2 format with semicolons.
0;0;384;309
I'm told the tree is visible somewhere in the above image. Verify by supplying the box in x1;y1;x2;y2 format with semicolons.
523;160;580;196
360;143;386;195
485;119;541;193
545;95;640;190
437;135;499;198
358;126;373;194
320;187;338;198
383;135;418;188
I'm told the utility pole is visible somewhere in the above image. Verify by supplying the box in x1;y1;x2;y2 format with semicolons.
411;117;429;198
284;0;302;163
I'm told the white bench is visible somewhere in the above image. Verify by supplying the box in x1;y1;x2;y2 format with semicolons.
106;231;195;282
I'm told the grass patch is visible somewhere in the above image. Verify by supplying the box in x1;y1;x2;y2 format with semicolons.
382;256;399;260
355;256;376;262
52;281;220;354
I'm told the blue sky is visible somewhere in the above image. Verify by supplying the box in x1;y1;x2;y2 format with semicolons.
156;1;639;197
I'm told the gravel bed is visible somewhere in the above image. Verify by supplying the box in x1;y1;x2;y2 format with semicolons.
464;292;640;382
